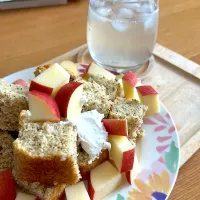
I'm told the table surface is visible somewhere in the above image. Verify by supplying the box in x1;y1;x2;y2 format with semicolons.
0;0;200;199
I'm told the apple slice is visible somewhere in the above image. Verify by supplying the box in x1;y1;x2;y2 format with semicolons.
88;161;122;200
82;62;115;80
102;119;128;136
65;181;90;200
30;81;53;95
16;192;36;200
122;71;140;101
109;135;135;173
29;90;60;122
55;82;83;122
126;154;141;185
136;85;160;116
60;61;79;78
0;169;16;200
13;79;28;87
30;63;70;97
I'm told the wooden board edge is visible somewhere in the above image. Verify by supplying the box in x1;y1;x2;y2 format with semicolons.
180;130;200;167
153;43;200;79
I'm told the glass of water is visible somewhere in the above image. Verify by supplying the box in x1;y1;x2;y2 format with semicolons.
87;0;159;72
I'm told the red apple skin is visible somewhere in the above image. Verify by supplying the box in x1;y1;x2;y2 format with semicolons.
126;171;132;185
30;80;53;95
136;85;158;96
0;169;16;200
13;79;28;87
121;148;135;173
80;173;90;181
88;173;95;200
82;64;90;79
29;90;60;121
55;82;83;118
122;71;139;87
102;119;128;136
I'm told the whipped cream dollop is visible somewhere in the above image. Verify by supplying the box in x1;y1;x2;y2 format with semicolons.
76;110;111;164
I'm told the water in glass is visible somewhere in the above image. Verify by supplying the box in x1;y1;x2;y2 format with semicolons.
87;0;159;69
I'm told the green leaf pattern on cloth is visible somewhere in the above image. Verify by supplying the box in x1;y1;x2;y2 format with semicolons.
165;141;179;174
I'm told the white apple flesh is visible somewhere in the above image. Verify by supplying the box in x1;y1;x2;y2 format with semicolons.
122;71;140;101
88;161;122;200
31;63;70;97
83;62;115;80
126;154;141;185
28;90;60;122
136;85;160;116
109;135;135;173
15;192;36;200
60;60;79;78
65;181;90;200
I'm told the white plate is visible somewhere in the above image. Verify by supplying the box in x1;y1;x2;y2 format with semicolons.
4;66;180;200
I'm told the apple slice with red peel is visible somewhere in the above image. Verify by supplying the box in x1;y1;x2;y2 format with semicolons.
65;181;90;200
0;169;16;200
136;85;160;116
109;135;135;173
82;62;115;80
126;154;141;185
30;63;70;97
29;90;60;122
30;81;53;95
88;161;122;200
102;119;128;136
55;82;83;122
122;71;140;101
16;192;36;200
13;79;28;87
60;61;79;78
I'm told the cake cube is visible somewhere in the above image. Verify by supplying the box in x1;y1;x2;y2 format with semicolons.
13;110;80;186
0;131;14;170
13;169;66;200
88;75;121;100
80;80;112;118
0;79;28;131
109;97;147;145
78;148;109;179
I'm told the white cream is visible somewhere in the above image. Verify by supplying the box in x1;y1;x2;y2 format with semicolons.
76;110;111;164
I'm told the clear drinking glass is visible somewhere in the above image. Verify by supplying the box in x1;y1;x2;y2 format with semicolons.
87;0;159;72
